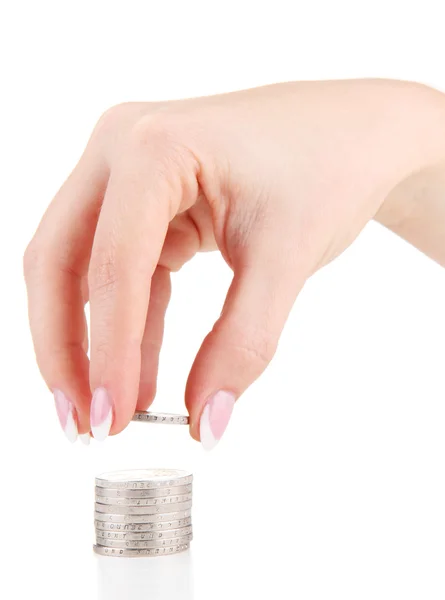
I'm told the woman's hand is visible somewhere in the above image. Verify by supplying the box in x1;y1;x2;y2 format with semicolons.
24;80;445;447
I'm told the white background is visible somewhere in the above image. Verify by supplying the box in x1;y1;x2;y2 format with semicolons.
1;1;444;598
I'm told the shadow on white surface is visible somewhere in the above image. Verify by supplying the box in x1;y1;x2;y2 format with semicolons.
96;550;194;599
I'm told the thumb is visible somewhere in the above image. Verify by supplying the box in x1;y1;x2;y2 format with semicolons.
186;250;307;449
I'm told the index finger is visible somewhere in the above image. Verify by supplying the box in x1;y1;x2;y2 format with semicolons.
88;121;199;439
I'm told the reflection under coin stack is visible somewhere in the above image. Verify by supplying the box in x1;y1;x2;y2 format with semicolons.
93;469;193;558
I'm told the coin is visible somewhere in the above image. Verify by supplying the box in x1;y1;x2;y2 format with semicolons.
96;533;193;549
94;509;192;523
93;543;190;558
94;517;192;531
95;500;192;515
95;469;193;490
93;468;194;558
96;525;193;541
132;412;189;425
95;484;193;499
95;492;193;506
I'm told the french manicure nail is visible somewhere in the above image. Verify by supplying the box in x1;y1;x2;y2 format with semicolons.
79;433;91;446
91;387;113;441
54;389;78;443
200;390;235;451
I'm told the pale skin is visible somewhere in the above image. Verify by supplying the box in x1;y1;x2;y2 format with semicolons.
24;79;445;444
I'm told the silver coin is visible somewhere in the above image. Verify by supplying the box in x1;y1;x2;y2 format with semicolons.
94;509;192;523
95;484;192;499
96;533;193;549
132;412;189;425
95;500;192;515
93;543;190;558
95;469;193;490
96;525;193;541
94;516;192;531
95;492;192;506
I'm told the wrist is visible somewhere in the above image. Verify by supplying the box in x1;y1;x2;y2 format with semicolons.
375;82;445;266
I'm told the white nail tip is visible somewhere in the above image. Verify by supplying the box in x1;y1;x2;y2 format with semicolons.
200;404;218;451
91;409;113;442
64;409;78;444
79;434;91;446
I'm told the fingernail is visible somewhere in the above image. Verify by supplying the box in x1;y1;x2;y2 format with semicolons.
91;388;113;441
200;390;235;451
54;389;78;443
79;433;91;446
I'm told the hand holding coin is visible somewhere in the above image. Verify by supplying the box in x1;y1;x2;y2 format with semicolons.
24;81;445;448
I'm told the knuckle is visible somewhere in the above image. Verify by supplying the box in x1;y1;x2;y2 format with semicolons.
90;103;135;148
214;320;277;371
95;103;128;134
24;239;82;286
128;114;195;175
129;113;179;150
88;254;119;298
127;113;199;213
235;337;276;368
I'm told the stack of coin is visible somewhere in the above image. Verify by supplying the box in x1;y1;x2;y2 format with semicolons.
93;469;193;558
